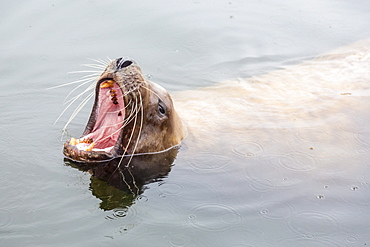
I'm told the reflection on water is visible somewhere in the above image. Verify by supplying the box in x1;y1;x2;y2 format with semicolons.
64;147;179;211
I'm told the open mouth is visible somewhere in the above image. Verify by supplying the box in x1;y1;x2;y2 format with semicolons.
64;79;126;161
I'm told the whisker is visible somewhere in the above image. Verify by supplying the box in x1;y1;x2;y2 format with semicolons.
63;77;97;104
95;100;139;144
87;58;111;66
63;82;95;105
82;64;107;70
68;70;102;74
120;97;139;160
140;85;164;102
61;91;95;133
46;74;98;90
124;92;144;168
120;93;143;194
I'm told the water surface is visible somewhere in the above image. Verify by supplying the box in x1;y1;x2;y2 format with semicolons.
1;0;370;246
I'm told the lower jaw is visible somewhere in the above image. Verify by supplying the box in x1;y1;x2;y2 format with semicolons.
63;141;116;162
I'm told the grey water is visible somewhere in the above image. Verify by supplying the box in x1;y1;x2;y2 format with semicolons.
1;0;370;246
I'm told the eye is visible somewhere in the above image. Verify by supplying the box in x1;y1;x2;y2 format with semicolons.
158;101;166;115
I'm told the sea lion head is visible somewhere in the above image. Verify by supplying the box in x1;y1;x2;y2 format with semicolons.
63;57;186;162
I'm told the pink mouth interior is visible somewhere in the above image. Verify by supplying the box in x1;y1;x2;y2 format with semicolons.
81;82;125;150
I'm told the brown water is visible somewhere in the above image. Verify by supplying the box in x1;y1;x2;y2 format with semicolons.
1;0;370;246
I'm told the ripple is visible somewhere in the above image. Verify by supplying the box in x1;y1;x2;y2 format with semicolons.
346;236;358;243
168;234;188;247
14;124;52;146
225;226;271;246
105;206;138;221
269;15;293;25
158;182;185;196
119;224;136;233
0;126;11;155
48;229;60;236
273;38;294;48
248;179;276;192
232;142;264;157
259;201;294;220
189;204;242;232
245;156;305;189
187;153;231;173
354;131;370;147
277;152;317;171
230;243;276;247
279;237;339;247
148;202;179;223
20;88;44;98
136;195;148;203
287;211;342;237
321;11;347;21
113;208;128;218
0;209;14;229
356;149;368;154
294;128;331;143
339;114;368;134
339;184;370;206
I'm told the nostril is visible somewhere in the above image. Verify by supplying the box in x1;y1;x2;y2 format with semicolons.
116;58;133;69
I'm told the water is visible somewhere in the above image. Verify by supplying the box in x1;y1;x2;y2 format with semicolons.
1;0;370;246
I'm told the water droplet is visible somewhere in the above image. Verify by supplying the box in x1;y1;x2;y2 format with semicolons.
136;195;148;202
259;201;293;220
346;236;358;243
260;209;269;215
304;234;315;239
113;208;127;218
350;186;359;191
188;214;196;220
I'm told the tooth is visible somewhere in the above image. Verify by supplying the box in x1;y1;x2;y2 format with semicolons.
69;138;79;146
85;143;95;151
100;80;115;88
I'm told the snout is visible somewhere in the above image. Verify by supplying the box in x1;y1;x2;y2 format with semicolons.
115;57;134;70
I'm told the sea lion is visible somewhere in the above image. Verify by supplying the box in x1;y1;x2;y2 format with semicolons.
63;39;370;163
172;39;370;151
63;58;186;162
